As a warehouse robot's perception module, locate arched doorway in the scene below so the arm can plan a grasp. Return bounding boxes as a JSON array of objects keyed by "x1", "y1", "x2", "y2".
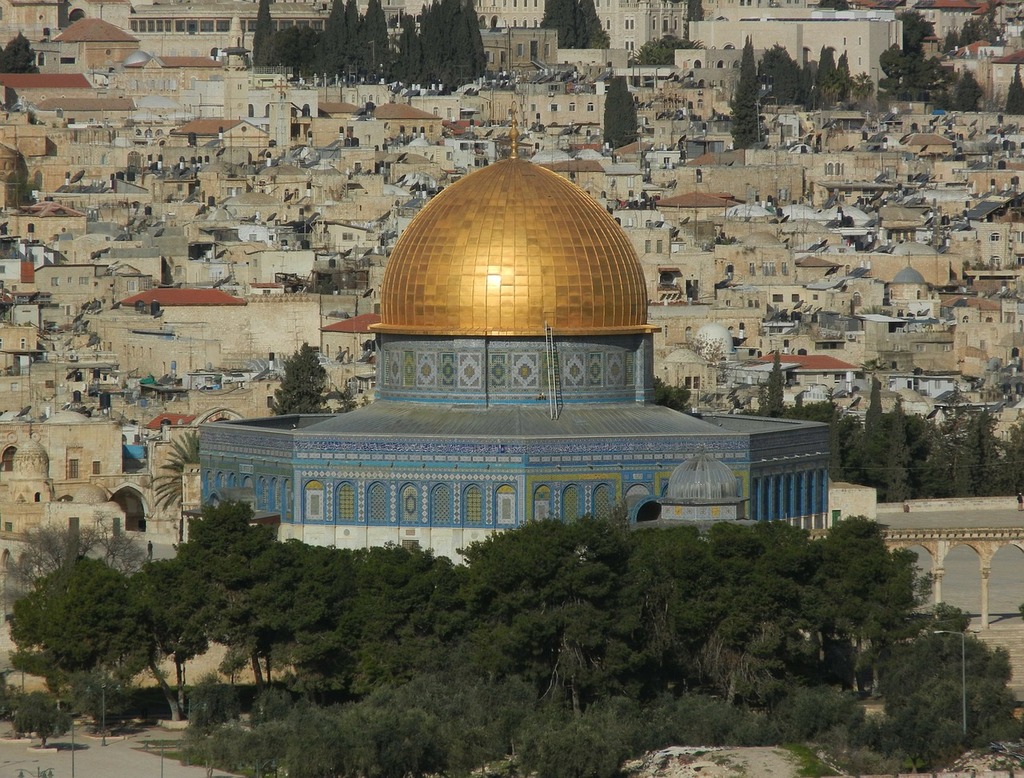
[
  {"x1": 110, "y1": 486, "x2": 147, "y2": 532},
  {"x1": 988, "y1": 544, "x2": 1024, "y2": 626}
]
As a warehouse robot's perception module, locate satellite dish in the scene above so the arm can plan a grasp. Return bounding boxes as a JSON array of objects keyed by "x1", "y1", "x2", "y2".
[{"x1": 70, "y1": 170, "x2": 85, "y2": 184}]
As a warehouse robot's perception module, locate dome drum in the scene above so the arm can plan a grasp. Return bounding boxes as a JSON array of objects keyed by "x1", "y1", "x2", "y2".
[{"x1": 375, "y1": 333, "x2": 654, "y2": 405}]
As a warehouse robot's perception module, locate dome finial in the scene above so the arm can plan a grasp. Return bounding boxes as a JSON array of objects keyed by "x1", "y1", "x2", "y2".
[{"x1": 509, "y1": 103, "x2": 520, "y2": 159}]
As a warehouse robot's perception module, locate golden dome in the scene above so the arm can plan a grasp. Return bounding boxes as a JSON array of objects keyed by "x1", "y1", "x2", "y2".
[{"x1": 375, "y1": 158, "x2": 650, "y2": 337}]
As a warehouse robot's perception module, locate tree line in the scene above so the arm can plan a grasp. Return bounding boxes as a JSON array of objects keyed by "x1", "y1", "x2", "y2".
[
  {"x1": 6, "y1": 504, "x2": 1021, "y2": 774},
  {"x1": 252, "y1": 0, "x2": 485, "y2": 86},
  {"x1": 764, "y1": 376, "x2": 1024, "y2": 503}
]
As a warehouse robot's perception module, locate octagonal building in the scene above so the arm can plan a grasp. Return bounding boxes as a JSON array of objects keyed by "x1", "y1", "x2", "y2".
[{"x1": 200, "y1": 149, "x2": 829, "y2": 557}]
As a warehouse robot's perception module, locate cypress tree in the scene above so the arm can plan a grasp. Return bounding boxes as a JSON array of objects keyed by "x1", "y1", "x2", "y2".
[
  {"x1": 835, "y1": 51, "x2": 851, "y2": 101},
  {"x1": 884, "y1": 400, "x2": 911, "y2": 503},
  {"x1": 759, "y1": 44, "x2": 803, "y2": 105},
  {"x1": 318, "y1": 0, "x2": 346, "y2": 77},
  {"x1": 813, "y1": 45, "x2": 837, "y2": 108},
  {"x1": 952, "y1": 70, "x2": 983, "y2": 111},
  {"x1": 343, "y1": 0, "x2": 361, "y2": 72},
  {"x1": 760, "y1": 351, "x2": 785, "y2": 417},
  {"x1": 361, "y1": 0, "x2": 390, "y2": 76},
  {"x1": 730, "y1": 37, "x2": 759, "y2": 149},
  {"x1": 542, "y1": 0, "x2": 578, "y2": 48},
  {"x1": 687, "y1": 0, "x2": 703, "y2": 23},
  {"x1": 251, "y1": 0, "x2": 275, "y2": 67},
  {"x1": 603, "y1": 76, "x2": 637, "y2": 148},
  {"x1": 577, "y1": 0, "x2": 608, "y2": 47},
  {"x1": 395, "y1": 15, "x2": 423, "y2": 83},
  {"x1": 1007, "y1": 65, "x2": 1024, "y2": 114}
]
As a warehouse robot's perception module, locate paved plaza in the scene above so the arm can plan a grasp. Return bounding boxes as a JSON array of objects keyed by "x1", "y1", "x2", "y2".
[{"x1": 0, "y1": 724, "x2": 237, "y2": 778}]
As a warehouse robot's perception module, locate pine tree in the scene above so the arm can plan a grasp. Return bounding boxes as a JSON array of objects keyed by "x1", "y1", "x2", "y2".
[
  {"x1": 272, "y1": 344, "x2": 329, "y2": 415},
  {"x1": 603, "y1": 76, "x2": 637, "y2": 148},
  {"x1": 730, "y1": 37, "x2": 759, "y2": 149},
  {"x1": 0, "y1": 34, "x2": 38, "y2": 74},
  {"x1": 953, "y1": 70, "x2": 983, "y2": 111},
  {"x1": 1007, "y1": 66, "x2": 1024, "y2": 114},
  {"x1": 252, "y1": 0, "x2": 275, "y2": 67},
  {"x1": 686, "y1": 0, "x2": 703, "y2": 23},
  {"x1": 759, "y1": 44, "x2": 803, "y2": 106},
  {"x1": 343, "y1": 0, "x2": 361, "y2": 72}
]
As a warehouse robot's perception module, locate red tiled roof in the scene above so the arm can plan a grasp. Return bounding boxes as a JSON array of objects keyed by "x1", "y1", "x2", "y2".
[
  {"x1": 757, "y1": 353, "x2": 858, "y2": 371},
  {"x1": 373, "y1": 103, "x2": 437, "y2": 120},
  {"x1": 34, "y1": 97, "x2": 134, "y2": 111},
  {"x1": 54, "y1": 18, "x2": 137, "y2": 42},
  {"x1": 0, "y1": 73, "x2": 91, "y2": 89},
  {"x1": 171, "y1": 118, "x2": 242, "y2": 136},
  {"x1": 145, "y1": 412, "x2": 196, "y2": 430},
  {"x1": 322, "y1": 313, "x2": 381, "y2": 333},
  {"x1": 120, "y1": 288, "x2": 247, "y2": 306},
  {"x1": 319, "y1": 101, "x2": 359, "y2": 115},
  {"x1": 995, "y1": 50, "x2": 1024, "y2": 64},
  {"x1": 795, "y1": 256, "x2": 839, "y2": 267},
  {"x1": 17, "y1": 202, "x2": 86, "y2": 217}
]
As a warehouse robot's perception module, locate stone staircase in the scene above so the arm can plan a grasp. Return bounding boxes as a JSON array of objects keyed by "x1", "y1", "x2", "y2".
[{"x1": 976, "y1": 625, "x2": 1024, "y2": 700}]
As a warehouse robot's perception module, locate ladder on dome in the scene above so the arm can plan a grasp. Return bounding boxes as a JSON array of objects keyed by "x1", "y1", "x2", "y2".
[{"x1": 544, "y1": 322, "x2": 562, "y2": 420}]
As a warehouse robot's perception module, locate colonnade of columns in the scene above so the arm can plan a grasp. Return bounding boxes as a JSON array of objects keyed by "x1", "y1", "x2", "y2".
[
  {"x1": 887, "y1": 536, "x2": 1018, "y2": 631},
  {"x1": 750, "y1": 468, "x2": 829, "y2": 525}
]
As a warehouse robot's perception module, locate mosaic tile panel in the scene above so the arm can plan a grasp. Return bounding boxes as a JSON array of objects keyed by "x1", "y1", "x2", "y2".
[
  {"x1": 512, "y1": 353, "x2": 539, "y2": 389},
  {"x1": 562, "y1": 353, "x2": 585, "y2": 387},
  {"x1": 416, "y1": 352, "x2": 437, "y2": 388},
  {"x1": 488, "y1": 353, "x2": 508, "y2": 388},
  {"x1": 402, "y1": 351, "x2": 415, "y2": 387},
  {"x1": 607, "y1": 353, "x2": 624, "y2": 387},
  {"x1": 458, "y1": 353, "x2": 483, "y2": 388},
  {"x1": 440, "y1": 353, "x2": 456, "y2": 387},
  {"x1": 587, "y1": 353, "x2": 603, "y2": 387}
]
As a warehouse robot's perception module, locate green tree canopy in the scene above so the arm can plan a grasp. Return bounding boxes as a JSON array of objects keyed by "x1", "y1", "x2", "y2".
[
  {"x1": 952, "y1": 70, "x2": 983, "y2": 111},
  {"x1": 0, "y1": 34, "x2": 38, "y2": 73},
  {"x1": 251, "y1": 0, "x2": 275, "y2": 67}
]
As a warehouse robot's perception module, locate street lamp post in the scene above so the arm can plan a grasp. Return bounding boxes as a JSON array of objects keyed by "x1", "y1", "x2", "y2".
[
  {"x1": 934, "y1": 630, "x2": 967, "y2": 736},
  {"x1": 100, "y1": 682, "x2": 106, "y2": 747}
]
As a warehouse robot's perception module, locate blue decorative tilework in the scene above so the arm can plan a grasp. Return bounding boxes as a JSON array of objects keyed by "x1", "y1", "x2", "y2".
[{"x1": 402, "y1": 351, "x2": 415, "y2": 387}]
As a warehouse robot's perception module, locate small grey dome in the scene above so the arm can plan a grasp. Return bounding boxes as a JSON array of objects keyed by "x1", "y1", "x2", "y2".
[
  {"x1": 73, "y1": 483, "x2": 109, "y2": 504},
  {"x1": 892, "y1": 242, "x2": 937, "y2": 256},
  {"x1": 666, "y1": 451, "x2": 738, "y2": 501},
  {"x1": 122, "y1": 49, "x2": 154, "y2": 67},
  {"x1": 13, "y1": 438, "x2": 48, "y2": 478},
  {"x1": 892, "y1": 266, "x2": 926, "y2": 285}
]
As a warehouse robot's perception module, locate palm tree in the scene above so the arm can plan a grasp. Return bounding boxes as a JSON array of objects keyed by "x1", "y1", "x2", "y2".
[{"x1": 153, "y1": 431, "x2": 200, "y2": 510}]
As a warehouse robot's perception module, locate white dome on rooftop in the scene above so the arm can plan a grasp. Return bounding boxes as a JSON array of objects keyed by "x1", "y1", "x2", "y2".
[
  {"x1": 666, "y1": 451, "x2": 739, "y2": 501},
  {"x1": 693, "y1": 323, "x2": 734, "y2": 360}
]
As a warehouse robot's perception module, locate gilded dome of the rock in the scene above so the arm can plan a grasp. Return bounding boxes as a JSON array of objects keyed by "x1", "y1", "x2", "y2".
[{"x1": 376, "y1": 158, "x2": 650, "y2": 336}]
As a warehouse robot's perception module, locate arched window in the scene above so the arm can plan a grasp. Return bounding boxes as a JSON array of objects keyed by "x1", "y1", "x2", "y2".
[
  {"x1": 368, "y1": 482, "x2": 388, "y2": 522},
  {"x1": 464, "y1": 485, "x2": 483, "y2": 524},
  {"x1": 305, "y1": 480, "x2": 324, "y2": 520},
  {"x1": 337, "y1": 483, "x2": 355, "y2": 521},
  {"x1": 496, "y1": 484, "x2": 515, "y2": 524},
  {"x1": 401, "y1": 483, "x2": 418, "y2": 521},
  {"x1": 593, "y1": 484, "x2": 612, "y2": 518},
  {"x1": 1, "y1": 446, "x2": 15, "y2": 472},
  {"x1": 283, "y1": 479, "x2": 291, "y2": 518},
  {"x1": 533, "y1": 485, "x2": 551, "y2": 520},
  {"x1": 562, "y1": 485, "x2": 580, "y2": 520},
  {"x1": 268, "y1": 477, "x2": 277, "y2": 507},
  {"x1": 432, "y1": 484, "x2": 452, "y2": 523},
  {"x1": 257, "y1": 477, "x2": 266, "y2": 507}
]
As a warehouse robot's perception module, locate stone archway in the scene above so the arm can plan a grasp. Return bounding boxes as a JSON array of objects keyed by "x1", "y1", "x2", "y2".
[
  {"x1": 110, "y1": 486, "x2": 147, "y2": 532},
  {"x1": 989, "y1": 544, "x2": 1024, "y2": 626}
]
